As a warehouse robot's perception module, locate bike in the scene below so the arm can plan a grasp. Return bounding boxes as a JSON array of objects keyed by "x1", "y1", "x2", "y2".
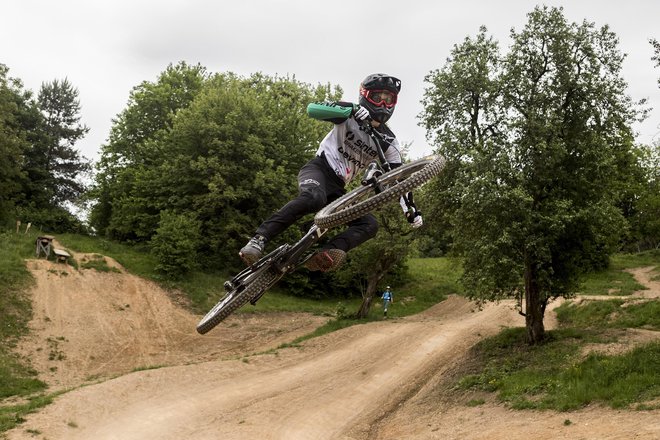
[{"x1": 196, "y1": 122, "x2": 445, "y2": 334}]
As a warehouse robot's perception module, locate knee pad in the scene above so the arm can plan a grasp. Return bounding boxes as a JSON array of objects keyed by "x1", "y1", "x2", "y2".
[{"x1": 299, "y1": 182, "x2": 327, "y2": 212}]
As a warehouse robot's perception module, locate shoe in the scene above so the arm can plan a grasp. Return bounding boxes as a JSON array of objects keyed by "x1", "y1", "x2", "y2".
[
  {"x1": 305, "y1": 248, "x2": 347, "y2": 272},
  {"x1": 239, "y1": 235, "x2": 266, "y2": 266}
]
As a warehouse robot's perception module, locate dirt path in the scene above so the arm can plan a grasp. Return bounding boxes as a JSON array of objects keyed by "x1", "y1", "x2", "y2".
[{"x1": 5, "y1": 256, "x2": 659, "y2": 440}]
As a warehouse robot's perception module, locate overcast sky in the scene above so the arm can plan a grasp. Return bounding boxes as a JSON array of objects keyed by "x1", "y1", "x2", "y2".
[{"x1": 2, "y1": 0, "x2": 659, "y2": 162}]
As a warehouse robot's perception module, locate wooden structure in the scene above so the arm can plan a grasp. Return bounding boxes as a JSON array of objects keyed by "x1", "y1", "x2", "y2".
[
  {"x1": 35, "y1": 235, "x2": 55, "y2": 258},
  {"x1": 53, "y1": 248, "x2": 71, "y2": 263}
]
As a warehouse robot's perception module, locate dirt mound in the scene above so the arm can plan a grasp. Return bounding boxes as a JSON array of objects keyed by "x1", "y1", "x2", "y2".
[
  {"x1": 16, "y1": 254, "x2": 327, "y2": 390},
  {"x1": 6, "y1": 256, "x2": 659, "y2": 439}
]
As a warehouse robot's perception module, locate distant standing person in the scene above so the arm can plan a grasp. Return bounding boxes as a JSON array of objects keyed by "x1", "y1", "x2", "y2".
[{"x1": 382, "y1": 286, "x2": 393, "y2": 317}]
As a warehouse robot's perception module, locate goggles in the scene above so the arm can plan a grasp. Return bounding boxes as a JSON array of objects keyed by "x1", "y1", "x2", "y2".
[{"x1": 360, "y1": 88, "x2": 397, "y2": 108}]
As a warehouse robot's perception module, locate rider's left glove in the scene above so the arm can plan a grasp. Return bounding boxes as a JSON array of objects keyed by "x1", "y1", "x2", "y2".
[{"x1": 352, "y1": 105, "x2": 370, "y2": 122}]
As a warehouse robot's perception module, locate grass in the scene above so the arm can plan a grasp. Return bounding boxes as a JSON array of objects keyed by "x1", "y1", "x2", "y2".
[
  {"x1": 56, "y1": 233, "x2": 159, "y2": 279},
  {"x1": 79, "y1": 254, "x2": 121, "y2": 273},
  {"x1": 0, "y1": 393, "x2": 62, "y2": 432},
  {"x1": 555, "y1": 299, "x2": 660, "y2": 330},
  {"x1": 457, "y1": 326, "x2": 660, "y2": 411},
  {"x1": 393, "y1": 257, "x2": 463, "y2": 316},
  {"x1": 577, "y1": 250, "x2": 660, "y2": 296},
  {"x1": 0, "y1": 231, "x2": 51, "y2": 432},
  {"x1": 457, "y1": 291, "x2": 660, "y2": 411}
]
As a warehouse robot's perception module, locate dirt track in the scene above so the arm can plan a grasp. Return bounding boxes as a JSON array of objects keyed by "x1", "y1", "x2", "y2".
[{"x1": 5, "y1": 255, "x2": 660, "y2": 440}]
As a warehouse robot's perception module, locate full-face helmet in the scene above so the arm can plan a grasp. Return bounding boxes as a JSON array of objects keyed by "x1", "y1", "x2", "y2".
[{"x1": 359, "y1": 73, "x2": 401, "y2": 123}]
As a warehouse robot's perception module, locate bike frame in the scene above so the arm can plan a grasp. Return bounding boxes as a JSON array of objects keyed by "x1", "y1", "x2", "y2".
[{"x1": 226, "y1": 119, "x2": 391, "y2": 305}]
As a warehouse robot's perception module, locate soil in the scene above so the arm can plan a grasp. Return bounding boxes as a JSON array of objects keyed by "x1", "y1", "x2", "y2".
[{"x1": 4, "y1": 251, "x2": 659, "y2": 440}]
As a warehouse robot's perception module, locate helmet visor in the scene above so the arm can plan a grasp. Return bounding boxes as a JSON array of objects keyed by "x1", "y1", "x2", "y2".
[{"x1": 360, "y1": 88, "x2": 397, "y2": 108}]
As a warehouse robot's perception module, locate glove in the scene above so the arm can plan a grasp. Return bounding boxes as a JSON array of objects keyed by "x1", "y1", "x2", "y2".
[
  {"x1": 406, "y1": 211, "x2": 423, "y2": 228},
  {"x1": 352, "y1": 105, "x2": 370, "y2": 122}
]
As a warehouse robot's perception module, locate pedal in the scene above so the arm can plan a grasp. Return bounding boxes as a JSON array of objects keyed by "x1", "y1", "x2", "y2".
[{"x1": 223, "y1": 280, "x2": 235, "y2": 292}]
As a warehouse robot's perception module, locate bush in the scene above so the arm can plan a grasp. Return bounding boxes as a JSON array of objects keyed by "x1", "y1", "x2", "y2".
[
  {"x1": 150, "y1": 211, "x2": 202, "y2": 279},
  {"x1": 14, "y1": 205, "x2": 87, "y2": 234}
]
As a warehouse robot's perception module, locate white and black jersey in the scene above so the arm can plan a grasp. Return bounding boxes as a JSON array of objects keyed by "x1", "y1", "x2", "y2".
[
  {"x1": 317, "y1": 117, "x2": 402, "y2": 184},
  {"x1": 308, "y1": 101, "x2": 403, "y2": 184}
]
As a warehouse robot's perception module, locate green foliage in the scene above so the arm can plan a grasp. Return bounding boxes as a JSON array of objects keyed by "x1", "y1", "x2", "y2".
[
  {"x1": 29, "y1": 78, "x2": 90, "y2": 206},
  {"x1": 622, "y1": 143, "x2": 660, "y2": 251},
  {"x1": 151, "y1": 211, "x2": 202, "y2": 279},
  {"x1": 421, "y1": 6, "x2": 642, "y2": 342},
  {"x1": 90, "y1": 64, "x2": 341, "y2": 278},
  {"x1": 577, "y1": 270, "x2": 645, "y2": 296},
  {"x1": 56, "y1": 233, "x2": 159, "y2": 279},
  {"x1": 15, "y1": 204, "x2": 87, "y2": 234},
  {"x1": 332, "y1": 204, "x2": 416, "y2": 303},
  {"x1": 46, "y1": 232, "x2": 461, "y2": 321},
  {"x1": 0, "y1": 231, "x2": 36, "y2": 342},
  {"x1": 458, "y1": 252, "x2": 659, "y2": 412},
  {"x1": 0, "y1": 64, "x2": 91, "y2": 232},
  {"x1": 610, "y1": 249, "x2": 660, "y2": 268},
  {"x1": 652, "y1": 38, "x2": 660, "y2": 87},
  {"x1": 0, "y1": 65, "x2": 30, "y2": 225}
]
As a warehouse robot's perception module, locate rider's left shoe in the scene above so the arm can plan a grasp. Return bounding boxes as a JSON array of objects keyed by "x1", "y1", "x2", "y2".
[
  {"x1": 239, "y1": 234, "x2": 267, "y2": 266},
  {"x1": 305, "y1": 248, "x2": 347, "y2": 272}
]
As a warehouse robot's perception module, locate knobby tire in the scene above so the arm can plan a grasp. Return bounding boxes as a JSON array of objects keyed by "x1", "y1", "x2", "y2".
[
  {"x1": 314, "y1": 155, "x2": 445, "y2": 229},
  {"x1": 196, "y1": 267, "x2": 282, "y2": 334}
]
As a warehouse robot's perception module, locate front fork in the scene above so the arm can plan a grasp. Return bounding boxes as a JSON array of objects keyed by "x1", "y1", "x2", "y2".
[{"x1": 361, "y1": 162, "x2": 385, "y2": 194}]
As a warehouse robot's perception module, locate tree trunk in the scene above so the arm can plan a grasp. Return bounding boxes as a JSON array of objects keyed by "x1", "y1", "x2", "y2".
[
  {"x1": 524, "y1": 261, "x2": 546, "y2": 344},
  {"x1": 356, "y1": 296, "x2": 372, "y2": 318},
  {"x1": 355, "y1": 272, "x2": 381, "y2": 318}
]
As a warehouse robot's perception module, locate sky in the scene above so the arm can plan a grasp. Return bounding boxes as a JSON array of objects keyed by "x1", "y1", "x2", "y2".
[{"x1": 2, "y1": 0, "x2": 659, "y2": 163}]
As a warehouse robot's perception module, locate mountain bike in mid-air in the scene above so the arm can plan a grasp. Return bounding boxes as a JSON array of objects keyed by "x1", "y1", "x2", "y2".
[{"x1": 196, "y1": 122, "x2": 445, "y2": 334}]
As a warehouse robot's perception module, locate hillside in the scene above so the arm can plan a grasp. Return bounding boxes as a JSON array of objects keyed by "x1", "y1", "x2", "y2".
[
  {"x1": 14, "y1": 252, "x2": 327, "y2": 391},
  {"x1": 4, "y1": 250, "x2": 660, "y2": 439}
]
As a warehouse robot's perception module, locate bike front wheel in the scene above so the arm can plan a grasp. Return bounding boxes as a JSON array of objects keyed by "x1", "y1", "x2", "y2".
[
  {"x1": 196, "y1": 266, "x2": 282, "y2": 334},
  {"x1": 314, "y1": 155, "x2": 445, "y2": 229}
]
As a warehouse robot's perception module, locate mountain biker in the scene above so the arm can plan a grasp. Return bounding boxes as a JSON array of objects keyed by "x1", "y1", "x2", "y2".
[{"x1": 239, "y1": 73, "x2": 423, "y2": 272}]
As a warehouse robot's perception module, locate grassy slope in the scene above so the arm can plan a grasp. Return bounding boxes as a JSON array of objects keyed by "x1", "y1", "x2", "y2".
[
  {"x1": 1, "y1": 231, "x2": 658, "y2": 431},
  {"x1": 0, "y1": 231, "x2": 48, "y2": 431},
  {"x1": 455, "y1": 250, "x2": 660, "y2": 411}
]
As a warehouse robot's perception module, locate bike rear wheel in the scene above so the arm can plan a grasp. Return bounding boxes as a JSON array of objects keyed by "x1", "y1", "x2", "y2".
[
  {"x1": 196, "y1": 266, "x2": 282, "y2": 334},
  {"x1": 314, "y1": 155, "x2": 445, "y2": 229}
]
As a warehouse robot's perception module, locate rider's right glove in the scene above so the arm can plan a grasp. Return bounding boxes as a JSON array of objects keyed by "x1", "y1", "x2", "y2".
[
  {"x1": 406, "y1": 211, "x2": 423, "y2": 228},
  {"x1": 352, "y1": 105, "x2": 370, "y2": 122}
]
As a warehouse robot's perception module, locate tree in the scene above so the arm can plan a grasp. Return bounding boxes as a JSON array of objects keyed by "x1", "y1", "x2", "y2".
[
  {"x1": 421, "y1": 7, "x2": 641, "y2": 344},
  {"x1": 651, "y1": 38, "x2": 660, "y2": 87},
  {"x1": 621, "y1": 40, "x2": 660, "y2": 250},
  {"x1": 625, "y1": 144, "x2": 660, "y2": 250},
  {"x1": 333, "y1": 203, "x2": 415, "y2": 318},
  {"x1": 0, "y1": 64, "x2": 29, "y2": 225},
  {"x1": 91, "y1": 64, "x2": 341, "y2": 276},
  {"x1": 22, "y1": 78, "x2": 91, "y2": 207},
  {"x1": 89, "y1": 62, "x2": 208, "y2": 238}
]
